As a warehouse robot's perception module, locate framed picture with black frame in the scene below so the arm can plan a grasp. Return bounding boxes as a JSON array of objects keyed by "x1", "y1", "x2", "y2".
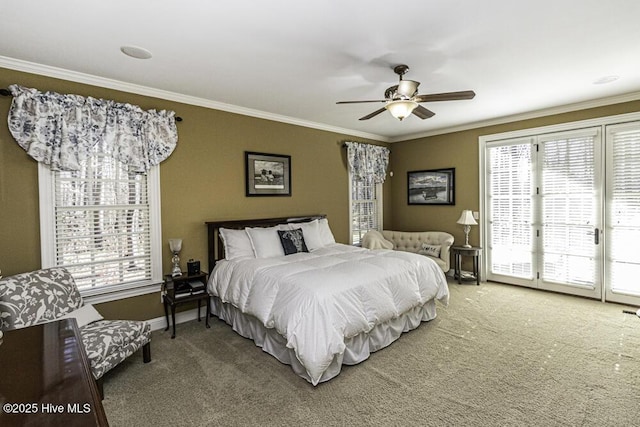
[
  {"x1": 407, "y1": 168, "x2": 455, "y2": 205},
  {"x1": 245, "y1": 151, "x2": 291, "y2": 196}
]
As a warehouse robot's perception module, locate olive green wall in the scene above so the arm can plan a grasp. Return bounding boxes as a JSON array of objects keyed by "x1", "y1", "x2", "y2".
[
  {"x1": 388, "y1": 100, "x2": 640, "y2": 250},
  {"x1": 0, "y1": 67, "x2": 386, "y2": 321},
  {"x1": 3, "y1": 65, "x2": 639, "y2": 320}
]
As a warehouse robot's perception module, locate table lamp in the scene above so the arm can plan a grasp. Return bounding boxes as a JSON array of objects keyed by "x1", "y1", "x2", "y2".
[
  {"x1": 456, "y1": 210, "x2": 477, "y2": 248},
  {"x1": 169, "y1": 238, "x2": 183, "y2": 277}
]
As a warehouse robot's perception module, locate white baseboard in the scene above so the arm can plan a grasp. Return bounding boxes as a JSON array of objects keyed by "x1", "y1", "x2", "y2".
[{"x1": 146, "y1": 307, "x2": 203, "y2": 332}]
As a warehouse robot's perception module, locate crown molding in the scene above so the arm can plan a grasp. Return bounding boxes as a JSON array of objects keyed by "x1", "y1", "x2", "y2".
[
  {"x1": 4, "y1": 55, "x2": 638, "y2": 145},
  {"x1": 0, "y1": 56, "x2": 389, "y2": 143},
  {"x1": 389, "y1": 91, "x2": 640, "y2": 143}
]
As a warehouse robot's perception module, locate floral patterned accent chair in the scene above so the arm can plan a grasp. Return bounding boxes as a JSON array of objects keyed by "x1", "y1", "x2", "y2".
[{"x1": 0, "y1": 267, "x2": 151, "y2": 397}]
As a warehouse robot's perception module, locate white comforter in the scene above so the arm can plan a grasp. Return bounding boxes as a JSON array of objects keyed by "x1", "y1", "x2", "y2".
[{"x1": 208, "y1": 244, "x2": 449, "y2": 385}]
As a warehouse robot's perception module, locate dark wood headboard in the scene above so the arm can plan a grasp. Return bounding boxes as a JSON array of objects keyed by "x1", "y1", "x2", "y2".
[{"x1": 204, "y1": 214, "x2": 326, "y2": 273}]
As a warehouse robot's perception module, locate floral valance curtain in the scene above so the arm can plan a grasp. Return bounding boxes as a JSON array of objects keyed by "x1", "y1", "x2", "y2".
[
  {"x1": 345, "y1": 141, "x2": 390, "y2": 183},
  {"x1": 7, "y1": 84, "x2": 178, "y2": 173}
]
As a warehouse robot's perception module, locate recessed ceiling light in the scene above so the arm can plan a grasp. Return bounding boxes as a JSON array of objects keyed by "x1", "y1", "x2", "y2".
[
  {"x1": 593, "y1": 75, "x2": 619, "y2": 85},
  {"x1": 120, "y1": 45, "x2": 153, "y2": 60}
]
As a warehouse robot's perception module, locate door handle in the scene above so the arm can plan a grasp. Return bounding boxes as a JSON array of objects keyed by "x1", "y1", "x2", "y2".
[{"x1": 594, "y1": 228, "x2": 599, "y2": 245}]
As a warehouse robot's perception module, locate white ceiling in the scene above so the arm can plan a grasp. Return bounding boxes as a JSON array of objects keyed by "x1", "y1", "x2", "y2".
[{"x1": 2, "y1": 0, "x2": 640, "y2": 142}]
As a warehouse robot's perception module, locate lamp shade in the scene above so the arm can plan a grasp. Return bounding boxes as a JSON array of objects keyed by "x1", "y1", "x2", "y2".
[
  {"x1": 385, "y1": 100, "x2": 418, "y2": 121},
  {"x1": 168, "y1": 238, "x2": 182, "y2": 253},
  {"x1": 397, "y1": 80, "x2": 420, "y2": 97},
  {"x1": 456, "y1": 210, "x2": 477, "y2": 226}
]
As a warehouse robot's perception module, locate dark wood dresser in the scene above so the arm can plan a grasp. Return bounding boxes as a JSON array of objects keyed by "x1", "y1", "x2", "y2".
[{"x1": 0, "y1": 319, "x2": 108, "y2": 426}]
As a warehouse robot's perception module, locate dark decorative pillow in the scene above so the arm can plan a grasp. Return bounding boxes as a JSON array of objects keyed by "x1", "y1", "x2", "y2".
[{"x1": 278, "y1": 228, "x2": 309, "y2": 255}]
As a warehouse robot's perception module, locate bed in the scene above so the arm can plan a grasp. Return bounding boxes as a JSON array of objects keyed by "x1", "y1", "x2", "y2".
[{"x1": 205, "y1": 215, "x2": 449, "y2": 385}]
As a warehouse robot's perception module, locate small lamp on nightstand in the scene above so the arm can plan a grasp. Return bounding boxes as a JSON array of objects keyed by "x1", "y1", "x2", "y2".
[
  {"x1": 456, "y1": 210, "x2": 477, "y2": 248},
  {"x1": 168, "y1": 238, "x2": 183, "y2": 277}
]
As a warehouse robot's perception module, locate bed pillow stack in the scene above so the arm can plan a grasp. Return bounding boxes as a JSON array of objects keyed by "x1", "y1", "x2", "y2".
[{"x1": 219, "y1": 218, "x2": 336, "y2": 260}]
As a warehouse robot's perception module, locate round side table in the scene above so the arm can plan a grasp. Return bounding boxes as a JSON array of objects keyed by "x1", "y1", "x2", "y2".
[{"x1": 452, "y1": 246, "x2": 482, "y2": 285}]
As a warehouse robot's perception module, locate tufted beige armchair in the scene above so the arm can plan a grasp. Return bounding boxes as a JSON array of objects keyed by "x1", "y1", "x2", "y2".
[{"x1": 363, "y1": 230, "x2": 454, "y2": 272}]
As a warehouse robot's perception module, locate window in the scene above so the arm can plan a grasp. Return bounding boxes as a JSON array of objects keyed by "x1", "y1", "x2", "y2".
[
  {"x1": 349, "y1": 172, "x2": 382, "y2": 246},
  {"x1": 344, "y1": 141, "x2": 388, "y2": 245},
  {"x1": 39, "y1": 141, "x2": 162, "y2": 303}
]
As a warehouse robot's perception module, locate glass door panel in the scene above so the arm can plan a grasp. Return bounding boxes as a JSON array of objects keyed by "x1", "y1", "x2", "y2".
[
  {"x1": 605, "y1": 122, "x2": 640, "y2": 305},
  {"x1": 486, "y1": 141, "x2": 535, "y2": 286},
  {"x1": 537, "y1": 129, "x2": 602, "y2": 298}
]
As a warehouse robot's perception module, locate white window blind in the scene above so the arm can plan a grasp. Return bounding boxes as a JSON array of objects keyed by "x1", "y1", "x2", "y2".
[
  {"x1": 350, "y1": 174, "x2": 381, "y2": 246},
  {"x1": 539, "y1": 130, "x2": 598, "y2": 287},
  {"x1": 40, "y1": 141, "x2": 162, "y2": 300},
  {"x1": 607, "y1": 122, "x2": 640, "y2": 295},
  {"x1": 487, "y1": 141, "x2": 534, "y2": 279}
]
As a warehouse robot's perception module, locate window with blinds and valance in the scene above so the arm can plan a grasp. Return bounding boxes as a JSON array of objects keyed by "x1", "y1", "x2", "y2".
[
  {"x1": 345, "y1": 142, "x2": 390, "y2": 246},
  {"x1": 7, "y1": 85, "x2": 178, "y2": 301}
]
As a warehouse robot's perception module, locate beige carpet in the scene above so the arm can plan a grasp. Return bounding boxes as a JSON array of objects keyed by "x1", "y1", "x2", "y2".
[{"x1": 102, "y1": 281, "x2": 640, "y2": 426}]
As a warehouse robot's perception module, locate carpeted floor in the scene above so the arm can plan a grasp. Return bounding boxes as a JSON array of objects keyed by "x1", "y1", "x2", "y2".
[{"x1": 102, "y1": 281, "x2": 640, "y2": 426}]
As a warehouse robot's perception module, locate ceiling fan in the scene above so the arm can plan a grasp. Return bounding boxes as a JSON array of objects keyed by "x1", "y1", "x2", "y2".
[{"x1": 336, "y1": 64, "x2": 476, "y2": 121}]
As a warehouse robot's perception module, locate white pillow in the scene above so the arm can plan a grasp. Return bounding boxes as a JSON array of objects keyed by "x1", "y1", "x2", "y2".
[
  {"x1": 295, "y1": 219, "x2": 324, "y2": 251},
  {"x1": 246, "y1": 226, "x2": 285, "y2": 258},
  {"x1": 60, "y1": 304, "x2": 104, "y2": 328},
  {"x1": 219, "y1": 228, "x2": 255, "y2": 260},
  {"x1": 318, "y1": 218, "x2": 336, "y2": 245}
]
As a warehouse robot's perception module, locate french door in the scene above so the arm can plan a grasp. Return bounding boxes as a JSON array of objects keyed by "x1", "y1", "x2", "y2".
[
  {"x1": 485, "y1": 129, "x2": 602, "y2": 299},
  {"x1": 536, "y1": 129, "x2": 602, "y2": 298},
  {"x1": 484, "y1": 117, "x2": 640, "y2": 306}
]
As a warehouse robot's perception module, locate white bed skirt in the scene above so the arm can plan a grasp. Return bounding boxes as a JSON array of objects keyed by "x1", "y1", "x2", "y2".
[{"x1": 209, "y1": 296, "x2": 438, "y2": 385}]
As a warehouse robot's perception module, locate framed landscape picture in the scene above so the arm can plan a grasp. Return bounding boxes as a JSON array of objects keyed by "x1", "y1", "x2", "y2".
[
  {"x1": 407, "y1": 168, "x2": 455, "y2": 205},
  {"x1": 245, "y1": 151, "x2": 291, "y2": 196}
]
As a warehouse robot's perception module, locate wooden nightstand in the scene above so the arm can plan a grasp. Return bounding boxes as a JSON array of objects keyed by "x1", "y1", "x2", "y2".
[
  {"x1": 162, "y1": 271, "x2": 211, "y2": 338},
  {"x1": 452, "y1": 246, "x2": 482, "y2": 286}
]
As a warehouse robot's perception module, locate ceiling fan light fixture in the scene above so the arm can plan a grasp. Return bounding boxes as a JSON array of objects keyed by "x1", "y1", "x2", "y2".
[
  {"x1": 386, "y1": 100, "x2": 418, "y2": 121},
  {"x1": 337, "y1": 64, "x2": 475, "y2": 121},
  {"x1": 397, "y1": 80, "x2": 419, "y2": 97}
]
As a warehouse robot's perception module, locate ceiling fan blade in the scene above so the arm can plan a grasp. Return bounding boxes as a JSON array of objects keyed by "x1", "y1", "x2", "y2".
[
  {"x1": 414, "y1": 90, "x2": 476, "y2": 103},
  {"x1": 336, "y1": 100, "x2": 386, "y2": 104},
  {"x1": 359, "y1": 107, "x2": 387, "y2": 121},
  {"x1": 412, "y1": 105, "x2": 436, "y2": 120}
]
